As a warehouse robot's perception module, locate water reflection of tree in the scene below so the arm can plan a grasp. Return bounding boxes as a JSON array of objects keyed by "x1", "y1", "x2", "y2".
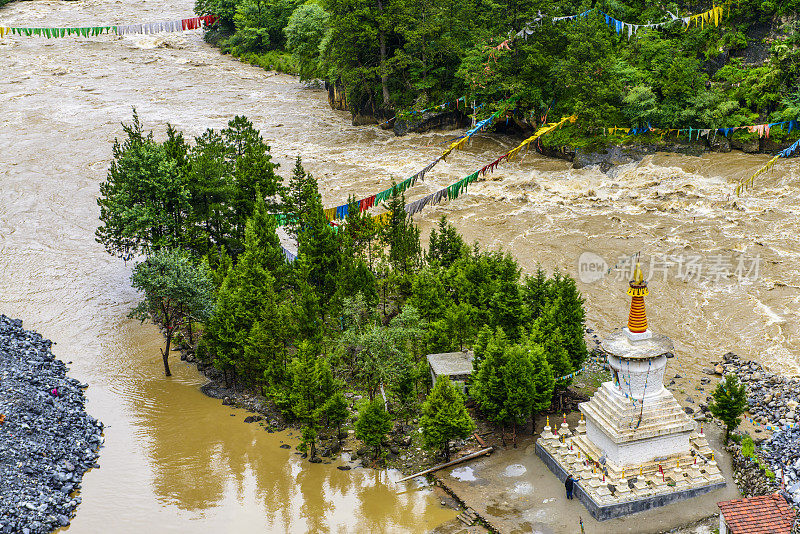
[
  {"x1": 132, "y1": 381, "x2": 229, "y2": 511},
  {"x1": 131, "y1": 376, "x2": 445, "y2": 531},
  {"x1": 248, "y1": 434, "x2": 297, "y2": 530},
  {"x1": 354, "y1": 469, "x2": 433, "y2": 533},
  {"x1": 297, "y1": 460, "x2": 334, "y2": 532}
]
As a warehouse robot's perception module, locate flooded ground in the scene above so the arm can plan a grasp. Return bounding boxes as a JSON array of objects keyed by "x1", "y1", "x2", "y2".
[
  {"x1": 438, "y1": 417, "x2": 738, "y2": 534},
  {"x1": 1, "y1": 0, "x2": 798, "y2": 531}
]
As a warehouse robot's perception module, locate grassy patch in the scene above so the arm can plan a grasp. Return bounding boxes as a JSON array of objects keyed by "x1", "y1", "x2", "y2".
[{"x1": 234, "y1": 50, "x2": 299, "y2": 76}]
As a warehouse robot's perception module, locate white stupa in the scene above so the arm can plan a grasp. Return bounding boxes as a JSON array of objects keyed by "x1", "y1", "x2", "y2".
[{"x1": 536, "y1": 262, "x2": 725, "y2": 520}]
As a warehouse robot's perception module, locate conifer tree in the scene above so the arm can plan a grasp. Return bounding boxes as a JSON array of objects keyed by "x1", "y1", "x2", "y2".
[
  {"x1": 290, "y1": 340, "x2": 322, "y2": 425},
  {"x1": 205, "y1": 212, "x2": 280, "y2": 386},
  {"x1": 472, "y1": 324, "x2": 494, "y2": 372},
  {"x1": 382, "y1": 189, "x2": 421, "y2": 275},
  {"x1": 709, "y1": 374, "x2": 748, "y2": 443},
  {"x1": 471, "y1": 328, "x2": 509, "y2": 422},
  {"x1": 394, "y1": 356, "x2": 419, "y2": 425},
  {"x1": 527, "y1": 342, "x2": 555, "y2": 433},
  {"x1": 248, "y1": 194, "x2": 289, "y2": 287},
  {"x1": 343, "y1": 195, "x2": 380, "y2": 266},
  {"x1": 281, "y1": 156, "x2": 318, "y2": 239},
  {"x1": 298, "y1": 179, "x2": 343, "y2": 311},
  {"x1": 321, "y1": 391, "x2": 350, "y2": 447},
  {"x1": 409, "y1": 268, "x2": 448, "y2": 323},
  {"x1": 204, "y1": 272, "x2": 242, "y2": 387},
  {"x1": 500, "y1": 345, "x2": 537, "y2": 447},
  {"x1": 522, "y1": 265, "x2": 550, "y2": 322},
  {"x1": 355, "y1": 398, "x2": 392, "y2": 459},
  {"x1": 427, "y1": 215, "x2": 466, "y2": 268},
  {"x1": 421, "y1": 376, "x2": 476, "y2": 460},
  {"x1": 293, "y1": 258, "x2": 324, "y2": 349},
  {"x1": 553, "y1": 272, "x2": 588, "y2": 371},
  {"x1": 528, "y1": 300, "x2": 573, "y2": 386},
  {"x1": 245, "y1": 302, "x2": 286, "y2": 389}
]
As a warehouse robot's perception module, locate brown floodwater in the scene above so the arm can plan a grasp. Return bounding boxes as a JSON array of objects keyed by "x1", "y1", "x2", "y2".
[{"x1": 1, "y1": 0, "x2": 799, "y2": 531}]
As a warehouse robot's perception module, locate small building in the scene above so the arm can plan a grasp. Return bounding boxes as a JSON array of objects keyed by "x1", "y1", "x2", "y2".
[
  {"x1": 426, "y1": 351, "x2": 474, "y2": 393},
  {"x1": 717, "y1": 493, "x2": 795, "y2": 534}
]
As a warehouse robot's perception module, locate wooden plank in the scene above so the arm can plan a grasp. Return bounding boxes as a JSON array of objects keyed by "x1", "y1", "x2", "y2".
[{"x1": 394, "y1": 447, "x2": 494, "y2": 483}]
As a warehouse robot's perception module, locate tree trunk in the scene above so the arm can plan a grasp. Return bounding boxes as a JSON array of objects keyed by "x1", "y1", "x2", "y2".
[
  {"x1": 187, "y1": 320, "x2": 194, "y2": 346},
  {"x1": 376, "y1": 0, "x2": 390, "y2": 108},
  {"x1": 337, "y1": 423, "x2": 342, "y2": 447},
  {"x1": 513, "y1": 421, "x2": 517, "y2": 448},
  {"x1": 500, "y1": 424, "x2": 506, "y2": 447},
  {"x1": 162, "y1": 329, "x2": 173, "y2": 377},
  {"x1": 444, "y1": 440, "x2": 450, "y2": 462},
  {"x1": 531, "y1": 414, "x2": 537, "y2": 435}
]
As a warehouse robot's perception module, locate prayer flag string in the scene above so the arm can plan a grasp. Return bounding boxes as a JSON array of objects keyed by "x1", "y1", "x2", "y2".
[{"x1": 0, "y1": 15, "x2": 217, "y2": 39}]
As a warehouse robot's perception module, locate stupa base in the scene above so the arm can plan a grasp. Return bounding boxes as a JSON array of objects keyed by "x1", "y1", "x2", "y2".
[{"x1": 536, "y1": 427, "x2": 725, "y2": 521}]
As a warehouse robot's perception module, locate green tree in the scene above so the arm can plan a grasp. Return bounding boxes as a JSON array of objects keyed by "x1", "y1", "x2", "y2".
[
  {"x1": 472, "y1": 324, "x2": 493, "y2": 371},
  {"x1": 300, "y1": 425, "x2": 319, "y2": 459},
  {"x1": 281, "y1": 156, "x2": 318, "y2": 239},
  {"x1": 709, "y1": 374, "x2": 748, "y2": 443},
  {"x1": 97, "y1": 112, "x2": 189, "y2": 261},
  {"x1": 382, "y1": 190, "x2": 421, "y2": 275},
  {"x1": 355, "y1": 398, "x2": 392, "y2": 459},
  {"x1": 245, "y1": 301, "x2": 287, "y2": 389},
  {"x1": 526, "y1": 341, "x2": 555, "y2": 434},
  {"x1": 227, "y1": 0, "x2": 301, "y2": 54},
  {"x1": 290, "y1": 340, "x2": 324, "y2": 424},
  {"x1": 420, "y1": 376, "x2": 475, "y2": 460},
  {"x1": 130, "y1": 249, "x2": 214, "y2": 376},
  {"x1": 622, "y1": 85, "x2": 658, "y2": 129},
  {"x1": 297, "y1": 169, "x2": 343, "y2": 311},
  {"x1": 204, "y1": 210, "x2": 280, "y2": 386},
  {"x1": 427, "y1": 216, "x2": 466, "y2": 268},
  {"x1": 470, "y1": 328, "x2": 509, "y2": 422},
  {"x1": 427, "y1": 302, "x2": 477, "y2": 352},
  {"x1": 528, "y1": 301, "x2": 572, "y2": 386},
  {"x1": 321, "y1": 391, "x2": 350, "y2": 446},
  {"x1": 183, "y1": 116, "x2": 281, "y2": 258},
  {"x1": 284, "y1": 3, "x2": 330, "y2": 80},
  {"x1": 499, "y1": 344, "x2": 537, "y2": 447},
  {"x1": 292, "y1": 258, "x2": 324, "y2": 348},
  {"x1": 552, "y1": 272, "x2": 587, "y2": 371}
]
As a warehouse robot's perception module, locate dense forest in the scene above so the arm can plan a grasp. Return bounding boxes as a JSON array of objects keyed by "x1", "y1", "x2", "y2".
[
  {"x1": 195, "y1": 0, "x2": 800, "y2": 147},
  {"x1": 97, "y1": 113, "x2": 587, "y2": 457}
]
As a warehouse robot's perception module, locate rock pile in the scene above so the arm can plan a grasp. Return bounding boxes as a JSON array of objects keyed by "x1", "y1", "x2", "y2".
[
  {"x1": 0, "y1": 315, "x2": 103, "y2": 533},
  {"x1": 763, "y1": 426, "x2": 800, "y2": 506},
  {"x1": 718, "y1": 352, "x2": 800, "y2": 428}
]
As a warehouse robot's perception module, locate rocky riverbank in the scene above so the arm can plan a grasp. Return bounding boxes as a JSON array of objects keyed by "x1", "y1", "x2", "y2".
[
  {"x1": 711, "y1": 351, "x2": 800, "y2": 508},
  {"x1": 0, "y1": 315, "x2": 103, "y2": 534},
  {"x1": 718, "y1": 351, "x2": 800, "y2": 430}
]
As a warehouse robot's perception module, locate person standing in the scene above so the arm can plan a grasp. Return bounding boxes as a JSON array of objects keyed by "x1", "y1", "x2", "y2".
[{"x1": 565, "y1": 474, "x2": 575, "y2": 500}]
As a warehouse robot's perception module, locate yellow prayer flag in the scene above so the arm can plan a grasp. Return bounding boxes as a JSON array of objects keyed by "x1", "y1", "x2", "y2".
[{"x1": 736, "y1": 154, "x2": 780, "y2": 195}]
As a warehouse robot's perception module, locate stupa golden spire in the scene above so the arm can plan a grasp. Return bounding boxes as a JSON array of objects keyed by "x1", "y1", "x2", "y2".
[{"x1": 626, "y1": 261, "x2": 648, "y2": 334}]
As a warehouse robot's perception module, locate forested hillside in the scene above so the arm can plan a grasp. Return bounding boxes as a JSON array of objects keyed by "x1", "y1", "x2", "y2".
[{"x1": 196, "y1": 0, "x2": 799, "y2": 144}]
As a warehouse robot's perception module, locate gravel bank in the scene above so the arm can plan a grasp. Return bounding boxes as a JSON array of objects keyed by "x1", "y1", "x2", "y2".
[{"x1": 0, "y1": 315, "x2": 103, "y2": 533}]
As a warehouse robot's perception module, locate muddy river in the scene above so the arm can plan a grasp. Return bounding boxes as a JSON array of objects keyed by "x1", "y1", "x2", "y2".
[{"x1": 1, "y1": 0, "x2": 799, "y2": 531}]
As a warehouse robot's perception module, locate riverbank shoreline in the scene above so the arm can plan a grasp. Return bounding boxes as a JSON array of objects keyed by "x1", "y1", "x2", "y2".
[{"x1": 0, "y1": 315, "x2": 104, "y2": 534}]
